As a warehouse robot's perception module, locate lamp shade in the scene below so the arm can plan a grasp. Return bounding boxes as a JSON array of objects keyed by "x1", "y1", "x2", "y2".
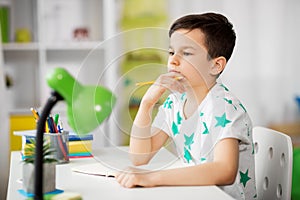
[{"x1": 47, "y1": 68, "x2": 116, "y2": 134}]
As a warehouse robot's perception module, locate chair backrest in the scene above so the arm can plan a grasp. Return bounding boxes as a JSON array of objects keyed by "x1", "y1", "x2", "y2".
[{"x1": 253, "y1": 126, "x2": 293, "y2": 200}]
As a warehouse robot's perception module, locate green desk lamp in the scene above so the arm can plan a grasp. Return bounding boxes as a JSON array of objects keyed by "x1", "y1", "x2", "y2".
[{"x1": 33, "y1": 68, "x2": 116, "y2": 200}]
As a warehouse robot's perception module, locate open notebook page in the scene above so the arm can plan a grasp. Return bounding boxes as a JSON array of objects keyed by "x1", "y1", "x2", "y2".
[{"x1": 71, "y1": 147, "x2": 184, "y2": 177}]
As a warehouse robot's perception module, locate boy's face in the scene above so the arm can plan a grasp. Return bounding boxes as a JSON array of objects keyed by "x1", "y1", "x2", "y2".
[{"x1": 168, "y1": 28, "x2": 214, "y2": 88}]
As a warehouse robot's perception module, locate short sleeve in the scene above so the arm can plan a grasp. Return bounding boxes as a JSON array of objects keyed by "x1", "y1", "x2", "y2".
[{"x1": 152, "y1": 104, "x2": 172, "y2": 136}]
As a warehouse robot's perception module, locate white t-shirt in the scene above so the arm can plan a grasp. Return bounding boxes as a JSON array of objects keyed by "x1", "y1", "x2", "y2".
[{"x1": 152, "y1": 82, "x2": 257, "y2": 200}]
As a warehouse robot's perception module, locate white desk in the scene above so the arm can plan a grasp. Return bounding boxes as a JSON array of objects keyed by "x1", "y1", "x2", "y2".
[{"x1": 7, "y1": 147, "x2": 235, "y2": 200}]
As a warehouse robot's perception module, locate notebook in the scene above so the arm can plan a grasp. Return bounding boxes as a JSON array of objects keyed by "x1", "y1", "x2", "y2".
[{"x1": 71, "y1": 147, "x2": 184, "y2": 177}]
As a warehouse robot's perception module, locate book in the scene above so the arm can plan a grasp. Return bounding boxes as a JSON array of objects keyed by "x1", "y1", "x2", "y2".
[
  {"x1": 72, "y1": 163, "x2": 117, "y2": 177},
  {"x1": 68, "y1": 132, "x2": 93, "y2": 141},
  {"x1": 69, "y1": 140, "x2": 92, "y2": 153},
  {"x1": 15, "y1": 130, "x2": 93, "y2": 158},
  {"x1": 69, "y1": 152, "x2": 93, "y2": 159},
  {"x1": 14, "y1": 130, "x2": 93, "y2": 142},
  {"x1": 71, "y1": 147, "x2": 185, "y2": 178},
  {"x1": 71, "y1": 158, "x2": 184, "y2": 178}
]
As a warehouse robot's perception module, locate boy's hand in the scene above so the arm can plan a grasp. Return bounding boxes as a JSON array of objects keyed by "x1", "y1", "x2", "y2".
[
  {"x1": 115, "y1": 167, "x2": 158, "y2": 188},
  {"x1": 141, "y1": 72, "x2": 186, "y2": 108}
]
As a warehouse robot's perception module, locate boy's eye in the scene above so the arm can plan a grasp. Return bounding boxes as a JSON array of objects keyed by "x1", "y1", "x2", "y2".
[
  {"x1": 183, "y1": 52, "x2": 193, "y2": 56},
  {"x1": 168, "y1": 51, "x2": 175, "y2": 56}
]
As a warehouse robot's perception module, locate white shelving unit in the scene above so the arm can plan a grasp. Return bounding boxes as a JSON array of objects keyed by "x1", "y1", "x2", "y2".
[{"x1": 1, "y1": 0, "x2": 122, "y2": 146}]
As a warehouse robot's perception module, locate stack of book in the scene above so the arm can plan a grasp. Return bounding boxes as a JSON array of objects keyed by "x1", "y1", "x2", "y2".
[
  {"x1": 68, "y1": 132, "x2": 93, "y2": 158},
  {"x1": 14, "y1": 130, "x2": 94, "y2": 159}
]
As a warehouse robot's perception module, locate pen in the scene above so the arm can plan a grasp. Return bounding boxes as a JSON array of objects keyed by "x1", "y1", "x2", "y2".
[
  {"x1": 54, "y1": 113, "x2": 59, "y2": 125},
  {"x1": 50, "y1": 115, "x2": 58, "y2": 133},
  {"x1": 57, "y1": 120, "x2": 64, "y2": 133},
  {"x1": 30, "y1": 107, "x2": 40, "y2": 122},
  {"x1": 135, "y1": 81, "x2": 155, "y2": 86},
  {"x1": 135, "y1": 77, "x2": 183, "y2": 86},
  {"x1": 47, "y1": 116, "x2": 54, "y2": 133}
]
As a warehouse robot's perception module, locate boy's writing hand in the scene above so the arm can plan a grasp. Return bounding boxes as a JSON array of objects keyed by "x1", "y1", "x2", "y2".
[
  {"x1": 141, "y1": 72, "x2": 186, "y2": 108},
  {"x1": 115, "y1": 167, "x2": 157, "y2": 188}
]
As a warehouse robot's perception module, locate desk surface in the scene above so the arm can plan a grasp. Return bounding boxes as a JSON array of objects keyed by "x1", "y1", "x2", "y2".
[{"x1": 7, "y1": 147, "x2": 235, "y2": 200}]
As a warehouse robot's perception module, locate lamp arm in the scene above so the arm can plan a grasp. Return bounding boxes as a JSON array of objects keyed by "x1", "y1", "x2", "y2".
[{"x1": 34, "y1": 91, "x2": 63, "y2": 200}]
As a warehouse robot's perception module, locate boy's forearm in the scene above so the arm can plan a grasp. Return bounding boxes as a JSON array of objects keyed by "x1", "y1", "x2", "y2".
[
  {"x1": 152, "y1": 161, "x2": 237, "y2": 186},
  {"x1": 129, "y1": 102, "x2": 154, "y2": 165}
]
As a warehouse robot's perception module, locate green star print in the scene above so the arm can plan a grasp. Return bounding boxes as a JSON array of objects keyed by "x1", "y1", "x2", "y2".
[
  {"x1": 220, "y1": 84, "x2": 229, "y2": 91},
  {"x1": 239, "y1": 103, "x2": 247, "y2": 112},
  {"x1": 181, "y1": 93, "x2": 186, "y2": 100},
  {"x1": 215, "y1": 113, "x2": 231, "y2": 128},
  {"x1": 240, "y1": 169, "x2": 251, "y2": 187},
  {"x1": 223, "y1": 98, "x2": 237, "y2": 110},
  {"x1": 202, "y1": 122, "x2": 209, "y2": 134},
  {"x1": 177, "y1": 111, "x2": 182, "y2": 125},
  {"x1": 163, "y1": 97, "x2": 173, "y2": 109},
  {"x1": 184, "y1": 133, "x2": 194, "y2": 150},
  {"x1": 184, "y1": 147, "x2": 192, "y2": 163},
  {"x1": 172, "y1": 121, "x2": 179, "y2": 136}
]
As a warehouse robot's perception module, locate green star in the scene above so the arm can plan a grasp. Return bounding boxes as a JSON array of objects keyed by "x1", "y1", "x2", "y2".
[
  {"x1": 184, "y1": 147, "x2": 192, "y2": 163},
  {"x1": 200, "y1": 112, "x2": 204, "y2": 117},
  {"x1": 240, "y1": 169, "x2": 251, "y2": 187},
  {"x1": 202, "y1": 122, "x2": 209, "y2": 134},
  {"x1": 172, "y1": 121, "x2": 179, "y2": 136},
  {"x1": 163, "y1": 97, "x2": 173, "y2": 109},
  {"x1": 215, "y1": 113, "x2": 231, "y2": 128},
  {"x1": 177, "y1": 111, "x2": 182, "y2": 125},
  {"x1": 184, "y1": 133, "x2": 194, "y2": 150},
  {"x1": 200, "y1": 157, "x2": 206, "y2": 163}
]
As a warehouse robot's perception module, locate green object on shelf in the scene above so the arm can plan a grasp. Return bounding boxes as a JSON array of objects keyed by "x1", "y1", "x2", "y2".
[
  {"x1": 0, "y1": 6, "x2": 9, "y2": 43},
  {"x1": 15, "y1": 28, "x2": 31, "y2": 43},
  {"x1": 292, "y1": 147, "x2": 300, "y2": 200}
]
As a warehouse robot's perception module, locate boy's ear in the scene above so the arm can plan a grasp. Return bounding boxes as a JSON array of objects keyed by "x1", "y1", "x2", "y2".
[{"x1": 210, "y1": 56, "x2": 227, "y2": 75}]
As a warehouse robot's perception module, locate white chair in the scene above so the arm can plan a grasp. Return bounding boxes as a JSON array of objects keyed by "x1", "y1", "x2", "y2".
[{"x1": 253, "y1": 126, "x2": 293, "y2": 200}]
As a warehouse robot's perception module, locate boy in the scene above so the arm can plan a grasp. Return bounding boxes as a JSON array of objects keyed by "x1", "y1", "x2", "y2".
[{"x1": 116, "y1": 12, "x2": 257, "y2": 200}]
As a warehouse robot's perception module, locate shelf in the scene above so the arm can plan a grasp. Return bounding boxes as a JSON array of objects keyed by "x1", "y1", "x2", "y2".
[
  {"x1": 2, "y1": 41, "x2": 105, "y2": 51},
  {"x1": 3, "y1": 43, "x2": 39, "y2": 51},
  {"x1": 45, "y1": 41, "x2": 104, "y2": 51},
  {"x1": 2, "y1": 0, "x2": 120, "y2": 146}
]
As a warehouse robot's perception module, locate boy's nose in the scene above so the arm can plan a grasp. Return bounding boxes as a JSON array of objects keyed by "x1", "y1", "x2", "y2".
[{"x1": 169, "y1": 54, "x2": 180, "y2": 66}]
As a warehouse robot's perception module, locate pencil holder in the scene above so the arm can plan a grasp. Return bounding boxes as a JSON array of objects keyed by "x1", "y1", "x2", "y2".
[{"x1": 45, "y1": 131, "x2": 69, "y2": 164}]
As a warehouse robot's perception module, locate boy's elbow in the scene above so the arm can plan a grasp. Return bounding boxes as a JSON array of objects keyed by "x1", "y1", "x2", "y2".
[
  {"x1": 223, "y1": 172, "x2": 237, "y2": 185},
  {"x1": 216, "y1": 167, "x2": 237, "y2": 186},
  {"x1": 131, "y1": 159, "x2": 148, "y2": 166},
  {"x1": 129, "y1": 154, "x2": 150, "y2": 166}
]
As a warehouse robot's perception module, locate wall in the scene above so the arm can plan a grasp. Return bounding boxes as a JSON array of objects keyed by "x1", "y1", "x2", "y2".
[{"x1": 168, "y1": 0, "x2": 300, "y2": 126}]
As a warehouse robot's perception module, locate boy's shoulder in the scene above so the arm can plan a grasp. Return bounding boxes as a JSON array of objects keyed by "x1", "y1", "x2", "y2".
[
  {"x1": 208, "y1": 83, "x2": 250, "y2": 114},
  {"x1": 211, "y1": 83, "x2": 241, "y2": 103}
]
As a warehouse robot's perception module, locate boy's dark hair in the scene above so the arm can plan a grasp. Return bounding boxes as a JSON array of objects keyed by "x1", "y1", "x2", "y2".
[{"x1": 169, "y1": 13, "x2": 236, "y2": 61}]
